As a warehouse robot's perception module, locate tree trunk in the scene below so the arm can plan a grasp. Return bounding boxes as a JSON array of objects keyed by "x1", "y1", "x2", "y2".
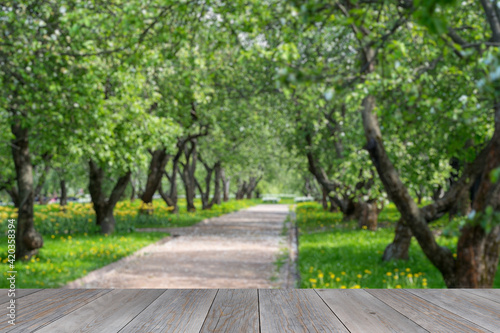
[
  {"x1": 130, "y1": 178, "x2": 136, "y2": 202},
  {"x1": 321, "y1": 187, "x2": 328, "y2": 210},
  {"x1": 180, "y1": 141, "x2": 197, "y2": 212},
  {"x1": 342, "y1": 198, "x2": 358, "y2": 221},
  {"x1": 212, "y1": 162, "x2": 222, "y2": 205},
  {"x1": 88, "y1": 160, "x2": 131, "y2": 234},
  {"x1": 140, "y1": 149, "x2": 169, "y2": 213},
  {"x1": 454, "y1": 107, "x2": 500, "y2": 287},
  {"x1": 11, "y1": 121, "x2": 43, "y2": 261},
  {"x1": 221, "y1": 170, "x2": 230, "y2": 202},
  {"x1": 382, "y1": 219, "x2": 413, "y2": 261},
  {"x1": 328, "y1": 196, "x2": 339, "y2": 212},
  {"x1": 195, "y1": 163, "x2": 213, "y2": 210},
  {"x1": 357, "y1": 201, "x2": 378, "y2": 231},
  {"x1": 448, "y1": 186, "x2": 471, "y2": 221},
  {"x1": 159, "y1": 155, "x2": 180, "y2": 213},
  {"x1": 245, "y1": 176, "x2": 262, "y2": 199},
  {"x1": 235, "y1": 181, "x2": 247, "y2": 200},
  {"x1": 59, "y1": 179, "x2": 67, "y2": 207}
]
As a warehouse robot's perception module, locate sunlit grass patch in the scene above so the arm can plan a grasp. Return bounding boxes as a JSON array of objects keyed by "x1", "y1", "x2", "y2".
[
  {"x1": 299, "y1": 228, "x2": 450, "y2": 288},
  {"x1": 297, "y1": 202, "x2": 500, "y2": 288}
]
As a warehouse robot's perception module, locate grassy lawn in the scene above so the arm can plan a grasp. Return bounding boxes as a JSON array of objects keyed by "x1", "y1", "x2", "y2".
[
  {"x1": 296, "y1": 202, "x2": 500, "y2": 289},
  {"x1": 0, "y1": 198, "x2": 257, "y2": 288}
]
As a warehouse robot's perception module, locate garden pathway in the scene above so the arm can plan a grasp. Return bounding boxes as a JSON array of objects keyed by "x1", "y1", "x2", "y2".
[{"x1": 65, "y1": 204, "x2": 290, "y2": 288}]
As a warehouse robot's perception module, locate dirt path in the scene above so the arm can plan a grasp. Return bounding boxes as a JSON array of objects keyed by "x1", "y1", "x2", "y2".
[{"x1": 65, "y1": 204, "x2": 290, "y2": 288}]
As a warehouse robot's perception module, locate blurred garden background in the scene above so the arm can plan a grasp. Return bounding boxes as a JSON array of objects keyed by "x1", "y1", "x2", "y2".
[{"x1": 1, "y1": 0, "x2": 500, "y2": 289}]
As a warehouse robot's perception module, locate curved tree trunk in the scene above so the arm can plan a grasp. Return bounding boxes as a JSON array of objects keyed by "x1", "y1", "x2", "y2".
[
  {"x1": 195, "y1": 163, "x2": 213, "y2": 210},
  {"x1": 11, "y1": 121, "x2": 43, "y2": 261},
  {"x1": 140, "y1": 149, "x2": 169, "y2": 213},
  {"x1": 88, "y1": 160, "x2": 131, "y2": 234},
  {"x1": 159, "y1": 154, "x2": 180, "y2": 213},
  {"x1": 245, "y1": 176, "x2": 262, "y2": 199},
  {"x1": 383, "y1": 219, "x2": 413, "y2": 261}
]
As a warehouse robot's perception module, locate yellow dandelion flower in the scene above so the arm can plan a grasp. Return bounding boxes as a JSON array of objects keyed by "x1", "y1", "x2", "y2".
[
  {"x1": 395, "y1": 285, "x2": 401, "y2": 289},
  {"x1": 336, "y1": 277, "x2": 341, "y2": 282},
  {"x1": 340, "y1": 286, "x2": 346, "y2": 289},
  {"x1": 357, "y1": 274, "x2": 362, "y2": 279},
  {"x1": 309, "y1": 278, "x2": 317, "y2": 284},
  {"x1": 386, "y1": 272, "x2": 392, "y2": 276},
  {"x1": 318, "y1": 273, "x2": 324, "y2": 279},
  {"x1": 406, "y1": 268, "x2": 411, "y2": 272},
  {"x1": 364, "y1": 269, "x2": 371, "y2": 274}
]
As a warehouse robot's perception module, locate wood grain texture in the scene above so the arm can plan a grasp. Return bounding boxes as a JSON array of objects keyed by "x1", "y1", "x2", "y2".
[
  {"x1": 0, "y1": 289, "x2": 112, "y2": 333},
  {"x1": 0, "y1": 289, "x2": 42, "y2": 305},
  {"x1": 463, "y1": 289, "x2": 500, "y2": 304},
  {"x1": 36, "y1": 289, "x2": 163, "y2": 333},
  {"x1": 367, "y1": 289, "x2": 492, "y2": 333},
  {"x1": 259, "y1": 289, "x2": 349, "y2": 333},
  {"x1": 118, "y1": 289, "x2": 217, "y2": 333},
  {"x1": 315, "y1": 289, "x2": 427, "y2": 333},
  {"x1": 200, "y1": 289, "x2": 259, "y2": 333},
  {"x1": 407, "y1": 289, "x2": 500, "y2": 332}
]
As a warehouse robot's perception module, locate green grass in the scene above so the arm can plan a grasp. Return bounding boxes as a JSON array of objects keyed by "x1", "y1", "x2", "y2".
[
  {"x1": 0, "y1": 232, "x2": 166, "y2": 288},
  {"x1": 296, "y1": 202, "x2": 500, "y2": 289}
]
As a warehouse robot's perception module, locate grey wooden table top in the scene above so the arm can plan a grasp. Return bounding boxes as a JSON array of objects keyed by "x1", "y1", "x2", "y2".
[{"x1": 0, "y1": 289, "x2": 499, "y2": 332}]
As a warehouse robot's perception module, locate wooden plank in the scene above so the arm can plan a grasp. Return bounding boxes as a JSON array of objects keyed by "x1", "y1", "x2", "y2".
[
  {"x1": 407, "y1": 289, "x2": 500, "y2": 332},
  {"x1": 0, "y1": 289, "x2": 42, "y2": 305},
  {"x1": 200, "y1": 289, "x2": 259, "y2": 333},
  {"x1": 36, "y1": 289, "x2": 163, "y2": 333},
  {"x1": 0, "y1": 289, "x2": 100, "y2": 331},
  {"x1": 0, "y1": 289, "x2": 112, "y2": 333},
  {"x1": 259, "y1": 289, "x2": 349, "y2": 333},
  {"x1": 315, "y1": 289, "x2": 427, "y2": 333},
  {"x1": 463, "y1": 289, "x2": 500, "y2": 304},
  {"x1": 119, "y1": 289, "x2": 217, "y2": 333},
  {"x1": 367, "y1": 289, "x2": 492, "y2": 333}
]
